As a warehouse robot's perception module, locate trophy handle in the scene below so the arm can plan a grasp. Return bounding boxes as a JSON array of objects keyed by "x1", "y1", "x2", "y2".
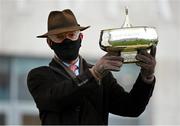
[
  {"x1": 99, "y1": 30, "x2": 107, "y2": 52},
  {"x1": 108, "y1": 50, "x2": 121, "y2": 56}
]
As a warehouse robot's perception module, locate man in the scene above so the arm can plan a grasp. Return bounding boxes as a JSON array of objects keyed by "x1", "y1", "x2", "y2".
[{"x1": 27, "y1": 9, "x2": 156, "y2": 125}]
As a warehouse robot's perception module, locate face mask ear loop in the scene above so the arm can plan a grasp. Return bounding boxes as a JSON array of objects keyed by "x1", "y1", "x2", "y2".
[
  {"x1": 47, "y1": 38, "x2": 54, "y2": 49},
  {"x1": 79, "y1": 33, "x2": 83, "y2": 40}
]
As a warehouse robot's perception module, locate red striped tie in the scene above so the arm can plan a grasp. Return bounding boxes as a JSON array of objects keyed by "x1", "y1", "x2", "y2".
[{"x1": 69, "y1": 64, "x2": 77, "y2": 72}]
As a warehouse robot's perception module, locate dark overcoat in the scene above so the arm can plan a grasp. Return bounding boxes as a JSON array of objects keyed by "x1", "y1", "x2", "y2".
[{"x1": 27, "y1": 57, "x2": 155, "y2": 125}]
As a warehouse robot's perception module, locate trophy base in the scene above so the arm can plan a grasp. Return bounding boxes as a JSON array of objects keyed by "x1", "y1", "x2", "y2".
[
  {"x1": 107, "y1": 50, "x2": 139, "y2": 64},
  {"x1": 107, "y1": 49, "x2": 151, "y2": 64},
  {"x1": 121, "y1": 51, "x2": 138, "y2": 63}
]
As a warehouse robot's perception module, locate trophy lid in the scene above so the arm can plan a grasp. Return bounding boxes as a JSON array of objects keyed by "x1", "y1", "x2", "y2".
[{"x1": 121, "y1": 7, "x2": 132, "y2": 28}]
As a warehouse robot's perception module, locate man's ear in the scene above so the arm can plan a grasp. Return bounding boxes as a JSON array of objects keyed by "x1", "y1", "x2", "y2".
[
  {"x1": 80, "y1": 33, "x2": 83, "y2": 40},
  {"x1": 47, "y1": 38, "x2": 53, "y2": 49}
]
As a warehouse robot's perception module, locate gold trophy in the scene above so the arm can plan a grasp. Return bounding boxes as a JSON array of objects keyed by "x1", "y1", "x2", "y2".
[{"x1": 99, "y1": 8, "x2": 158, "y2": 63}]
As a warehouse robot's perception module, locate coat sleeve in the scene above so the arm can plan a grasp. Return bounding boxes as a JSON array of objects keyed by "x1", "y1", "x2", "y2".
[
  {"x1": 27, "y1": 67, "x2": 99, "y2": 112},
  {"x1": 108, "y1": 72, "x2": 155, "y2": 117}
]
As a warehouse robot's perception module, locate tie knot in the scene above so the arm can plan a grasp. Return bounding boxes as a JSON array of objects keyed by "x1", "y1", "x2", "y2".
[{"x1": 69, "y1": 64, "x2": 78, "y2": 72}]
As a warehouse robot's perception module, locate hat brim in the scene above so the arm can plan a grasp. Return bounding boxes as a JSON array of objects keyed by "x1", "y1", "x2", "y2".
[{"x1": 37, "y1": 26, "x2": 90, "y2": 38}]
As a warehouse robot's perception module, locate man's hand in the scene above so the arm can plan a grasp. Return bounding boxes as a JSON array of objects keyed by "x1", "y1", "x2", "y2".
[
  {"x1": 135, "y1": 46, "x2": 156, "y2": 83},
  {"x1": 90, "y1": 53, "x2": 124, "y2": 80}
]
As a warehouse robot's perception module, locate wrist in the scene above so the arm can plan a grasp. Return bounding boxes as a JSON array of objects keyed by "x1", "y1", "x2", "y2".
[
  {"x1": 141, "y1": 74, "x2": 154, "y2": 84},
  {"x1": 89, "y1": 67, "x2": 102, "y2": 80}
]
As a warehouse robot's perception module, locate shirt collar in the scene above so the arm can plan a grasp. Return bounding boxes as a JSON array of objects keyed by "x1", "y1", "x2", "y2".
[{"x1": 62, "y1": 57, "x2": 80, "y2": 68}]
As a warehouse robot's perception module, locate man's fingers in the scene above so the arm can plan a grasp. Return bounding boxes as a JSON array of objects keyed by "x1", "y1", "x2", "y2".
[
  {"x1": 150, "y1": 46, "x2": 156, "y2": 58},
  {"x1": 105, "y1": 65, "x2": 121, "y2": 71},
  {"x1": 136, "y1": 54, "x2": 152, "y2": 64},
  {"x1": 103, "y1": 60, "x2": 123, "y2": 71},
  {"x1": 107, "y1": 60, "x2": 123, "y2": 67},
  {"x1": 138, "y1": 49, "x2": 153, "y2": 59},
  {"x1": 136, "y1": 62, "x2": 151, "y2": 69}
]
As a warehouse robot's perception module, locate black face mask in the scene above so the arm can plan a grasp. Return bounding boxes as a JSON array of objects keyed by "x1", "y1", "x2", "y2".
[{"x1": 50, "y1": 37, "x2": 81, "y2": 62}]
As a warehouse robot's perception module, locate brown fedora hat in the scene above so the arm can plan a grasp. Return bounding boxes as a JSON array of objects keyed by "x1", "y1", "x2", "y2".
[{"x1": 37, "y1": 9, "x2": 90, "y2": 38}]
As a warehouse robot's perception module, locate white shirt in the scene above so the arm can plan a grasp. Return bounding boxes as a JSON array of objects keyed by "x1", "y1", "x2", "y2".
[{"x1": 62, "y1": 57, "x2": 80, "y2": 76}]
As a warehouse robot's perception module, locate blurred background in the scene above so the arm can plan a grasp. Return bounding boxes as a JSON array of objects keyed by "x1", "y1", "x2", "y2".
[{"x1": 0, "y1": 0, "x2": 180, "y2": 125}]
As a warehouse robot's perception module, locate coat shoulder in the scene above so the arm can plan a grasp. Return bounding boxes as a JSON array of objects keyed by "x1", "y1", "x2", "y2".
[
  {"x1": 27, "y1": 66, "x2": 53, "y2": 79},
  {"x1": 28, "y1": 65, "x2": 51, "y2": 73},
  {"x1": 27, "y1": 66, "x2": 54, "y2": 91}
]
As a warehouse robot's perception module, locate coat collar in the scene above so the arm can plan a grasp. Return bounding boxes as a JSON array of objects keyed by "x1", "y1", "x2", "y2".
[{"x1": 49, "y1": 56, "x2": 93, "y2": 79}]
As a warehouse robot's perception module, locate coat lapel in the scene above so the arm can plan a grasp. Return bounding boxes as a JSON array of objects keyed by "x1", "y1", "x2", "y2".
[{"x1": 48, "y1": 56, "x2": 91, "y2": 80}]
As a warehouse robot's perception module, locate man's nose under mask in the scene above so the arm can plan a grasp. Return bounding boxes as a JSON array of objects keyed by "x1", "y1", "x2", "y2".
[{"x1": 50, "y1": 37, "x2": 82, "y2": 62}]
